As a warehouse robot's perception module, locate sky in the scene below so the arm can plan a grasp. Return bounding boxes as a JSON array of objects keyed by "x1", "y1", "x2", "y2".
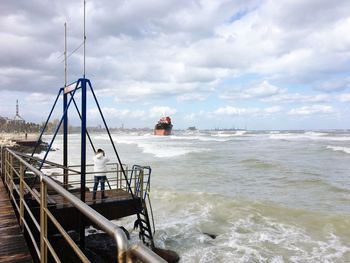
[{"x1": 0, "y1": 0, "x2": 350, "y2": 130}]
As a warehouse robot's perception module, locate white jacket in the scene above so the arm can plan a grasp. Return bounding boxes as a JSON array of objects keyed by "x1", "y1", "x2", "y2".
[{"x1": 93, "y1": 153, "x2": 110, "y2": 177}]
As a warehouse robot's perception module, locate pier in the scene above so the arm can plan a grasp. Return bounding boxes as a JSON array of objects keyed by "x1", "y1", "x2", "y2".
[
  {"x1": 0, "y1": 177, "x2": 32, "y2": 263},
  {"x1": 0, "y1": 147, "x2": 166, "y2": 262}
]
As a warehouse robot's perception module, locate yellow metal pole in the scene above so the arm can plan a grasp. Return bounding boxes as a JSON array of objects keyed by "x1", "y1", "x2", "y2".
[
  {"x1": 40, "y1": 180, "x2": 48, "y2": 263},
  {"x1": 19, "y1": 163, "x2": 24, "y2": 228},
  {"x1": 9, "y1": 154, "x2": 14, "y2": 194}
]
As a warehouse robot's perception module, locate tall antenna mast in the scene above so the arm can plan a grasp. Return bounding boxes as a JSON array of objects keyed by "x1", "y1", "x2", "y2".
[
  {"x1": 64, "y1": 22, "x2": 67, "y2": 86},
  {"x1": 16, "y1": 100, "x2": 19, "y2": 116},
  {"x1": 83, "y1": 0, "x2": 86, "y2": 78}
]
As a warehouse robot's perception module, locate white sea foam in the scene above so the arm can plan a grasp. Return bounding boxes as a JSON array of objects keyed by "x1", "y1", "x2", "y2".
[
  {"x1": 138, "y1": 141, "x2": 209, "y2": 158},
  {"x1": 152, "y1": 191, "x2": 350, "y2": 263},
  {"x1": 212, "y1": 130, "x2": 247, "y2": 137},
  {"x1": 269, "y1": 133, "x2": 350, "y2": 141},
  {"x1": 304, "y1": 131, "x2": 329, "y2": 136},
  {"x1": 326, "y1": 145, "x2": 350, "y2": 154}
]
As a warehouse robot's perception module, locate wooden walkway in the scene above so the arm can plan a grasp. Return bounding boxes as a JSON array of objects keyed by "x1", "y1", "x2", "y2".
[{"x1": 0, "y1": 179, "x2": 33, "y2": 263}]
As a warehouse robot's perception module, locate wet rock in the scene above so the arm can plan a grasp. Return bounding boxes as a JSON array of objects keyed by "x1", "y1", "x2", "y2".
[
  {"x1": 52, "y1": 235, "x2": 105, "y2": 263},
  {"x1": 85, "y1": 233, "x2": 117, "y2": 262},
  {"x1": 87, "y1": 228, "x2": 98, "y2": 234},
  {"x1": 203, "y1": 232, "x2": 217, "y2": 239},
  {"x1": 152, "y1": 247, "x2": 180, "y2": 263}
]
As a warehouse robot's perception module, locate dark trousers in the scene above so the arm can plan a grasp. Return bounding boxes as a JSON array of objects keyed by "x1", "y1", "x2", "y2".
[{"x1": 93, "y1": 176, "x2": 106, "y2": 198}]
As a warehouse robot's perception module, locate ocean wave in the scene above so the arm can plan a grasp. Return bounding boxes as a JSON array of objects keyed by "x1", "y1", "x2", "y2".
[
  {"x1": 240, "y1": 158, "x2": 280, "y2": 170},
  {"x1": 269, "y1": 133, "x2": 350, "y2": 141},
  {"x1": 304, "y1": 131, "x2": 329, "y2": 136},
  {"x1": 211, "y1": 130, "x2": 247, "y2": 137},
  {"x1": 139, "y1": 142, "x2": 210, "y2": 158},
  {"x1": 151, "y1": 191, "x2": 350, "y2": 262},
  {"x1": 326, "y1": 145, "x2": 350, "y2": 154}
]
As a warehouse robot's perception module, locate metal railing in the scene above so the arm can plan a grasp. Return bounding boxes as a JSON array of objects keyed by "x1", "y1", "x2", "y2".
[
  {"x1": 0, "y1": 147, "x2": 165, "y2": 263},
  {"x1": 13, "y1": 151, "x2": 153, "y2": 202}
]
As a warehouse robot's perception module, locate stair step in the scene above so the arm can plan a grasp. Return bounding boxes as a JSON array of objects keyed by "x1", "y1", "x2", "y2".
[
  {"x1": 142, "y1": 233, "x2": 151, "y2": 239},
  {"x1": 140, "y1": 226, "x2": 150, "y2": 232}
]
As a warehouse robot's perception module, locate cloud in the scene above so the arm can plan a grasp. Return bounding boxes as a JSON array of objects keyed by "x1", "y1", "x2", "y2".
[
  {"x1": 149, "y1": 106, "x2": 177, "y2": 118},
  {"x1": 213, "y1": 105, "x2": 282, "y2": 116},
  {"x1": 113, "y1": 80, "x2": 215, "y2": 102},
  {"x1": 1, "y1": 0, "x2": 350, "y2": 129},
  {"x1": 220, "y1": 80, "x2": 285, "y2": 100},
  {"x1": 337, "y1": 93, "x2": 350, "y2": 102},
  {"x1": 88, "y1": 107, "x2": 145, "y2": 119},
  {"x1": 25, "y1": 92, "x2": 55, "y2": 104},
  {"x1": 176, "y1": 93, "x2": 207, "y2": 102},
  {"x1": 264, "y1": 106, "x2": 282, "y2": 113},
  {"x1": 2, "y1": 0, "x2": 349, "y2": 96},
  {"x1": 263, "y1": 93, "x2": 330, "y2": 104},
  {"x1": 288, "y1": 105, "x2": 334, "y2": 115},
  {"x1": 314, "y1": 78, "x2": 350, "y2": 92}
]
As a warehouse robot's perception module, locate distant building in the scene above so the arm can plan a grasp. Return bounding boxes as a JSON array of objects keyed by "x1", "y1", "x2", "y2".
[{"x1": 14, "y1": 100, "x2": 25, "y2": 123}]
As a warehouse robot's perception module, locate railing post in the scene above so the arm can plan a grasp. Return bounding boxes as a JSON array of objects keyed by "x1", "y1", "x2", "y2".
[
  {"x1": 5, "y1": 150, "x2": 8, "y2": 184},
  {"x1": 40, "y1": 179, "x2": 48, "y2": 263},
  {"x1": 19, "y1": 163, "x2": 25, "y2": 228},
  {"x1": 140, "y1": 170, "x2": 144, "y2": 200},
  {"x1": 0, "y1": 146, "x2": 4, "y2": 178},
  {"x1": 116, "y1": 164, "x2": 119, "y2": 189},
  {"x1": 9, "y1": 154, "x2": 14, "y2": 195}
]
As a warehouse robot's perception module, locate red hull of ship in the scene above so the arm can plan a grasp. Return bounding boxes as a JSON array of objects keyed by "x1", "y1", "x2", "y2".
[{"x1": 154, "y1": 129, "x2": 172, "y2": 136}]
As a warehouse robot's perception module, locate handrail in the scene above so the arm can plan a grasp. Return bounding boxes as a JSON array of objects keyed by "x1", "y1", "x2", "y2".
[{"x1": 4, "y1": 148, "x2": 166, "y2": 263}]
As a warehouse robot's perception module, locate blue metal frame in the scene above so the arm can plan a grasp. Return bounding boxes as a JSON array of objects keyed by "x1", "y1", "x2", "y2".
[
  {"x1": 31, "y1": 88, "x2": 63, "y2": 157},
  {"x1": 70, "y1": 95, "x2": 96, "y2": 153},
  {"x1": 32, "y1": 77, "x2": 150, "y2": 248},
  {"x1": 39, "y1": 80, "x2": 81, "y2": 170},
  {"x1": 87, "y1": 80, "x2": 135, "y2": 197}
]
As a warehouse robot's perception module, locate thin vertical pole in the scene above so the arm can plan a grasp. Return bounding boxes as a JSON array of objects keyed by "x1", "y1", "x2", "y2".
[
  {"x1": 40, "y1": 181, "x2": 48, "y2": 263},
  {"x1": 63, "y1": 23, "x2": 68, "y2": 188},
  {"x1": 64, "y1": 22, "x2": 67, "y2": 87},
  {"x1": 79, "y1": 78, "x2": 87, "y2": 248},
  {"x1": 83, "y1": 0, "x2": 86, "y2": 78},
  {"x1": 19, "y1": 163, "x2": 24, "y2": 228}
]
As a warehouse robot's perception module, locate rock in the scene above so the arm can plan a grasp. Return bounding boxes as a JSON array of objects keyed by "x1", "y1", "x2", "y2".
[
  {"x1": 203, "y1": 232, "x2": 217, "y2": 239},
  {"x1": 52, "y1": 234, "x2": 105, "y2": 263},
  {"x1": 152, "y1": 247, "x2": 180, "y2": 263}
]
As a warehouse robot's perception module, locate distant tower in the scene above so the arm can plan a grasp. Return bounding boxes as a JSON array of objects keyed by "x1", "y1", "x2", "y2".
[{"x1": 14, "y1": 99, "x2": 25, "y2": 123}]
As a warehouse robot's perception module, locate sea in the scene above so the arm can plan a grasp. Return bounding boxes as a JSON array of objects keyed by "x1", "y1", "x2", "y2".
[{"x1": 40, "y1": 130, "x2": 350, "y2": 262}]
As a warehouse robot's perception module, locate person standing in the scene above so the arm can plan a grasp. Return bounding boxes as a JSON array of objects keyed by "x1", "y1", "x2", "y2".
[{"x1": 93, "y1": 149, "x2": 109, "y2": 199}]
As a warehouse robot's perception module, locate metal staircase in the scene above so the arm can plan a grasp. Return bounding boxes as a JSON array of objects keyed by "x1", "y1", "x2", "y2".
[{"x1": 130, "y1": 165, "x2": 155, "y2": 247}]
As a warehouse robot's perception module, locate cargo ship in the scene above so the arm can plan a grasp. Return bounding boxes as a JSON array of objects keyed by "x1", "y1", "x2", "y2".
[{"x1": 154, "y1": 116, "x2": 173, "y2": 135}]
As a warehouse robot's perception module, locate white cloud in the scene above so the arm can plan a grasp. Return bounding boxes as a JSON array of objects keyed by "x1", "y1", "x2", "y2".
[
  {"x1": 288, "y1": 105, "x2": 334, "y2": 115},
  {"x1": 88, "y1": 107, "x2": 145, "y2": 119},
  {"x1": 25, "y1": 92, "x2": 55, "y2": 104},
  {"x1": 221, "y1": 81, "x2": 285, "y2": 100},
  {"x1": 337, "y1": 93, "x2": 350, "y2": 102},
  {"x1": 315, "y1": 78, "x2": 350, "y2": 92},
  {"x1": 148, "y1": 106, "x2": 177, "y2": 118},
  {"x1": 1, "y1": 0, "x2": 350, "y2": 129},
  {"x1": 176, "y1": 93, "x2": 207, "y2": 102},
  {"x1": 214, "y1": 106, "x2": 254, "y2": 115},
  {"x1": 263, "y1": 93, "x2": 330, "y2": 103},
  {"x1": 264, "y1": 106, "x2": 282, "y2": 113},
  {"x1": 184, "y1": 110, "x2": 206, "y2": 121},
  {"x1": 113, "y1": 81, "x2": 215, "y2": 102}
]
